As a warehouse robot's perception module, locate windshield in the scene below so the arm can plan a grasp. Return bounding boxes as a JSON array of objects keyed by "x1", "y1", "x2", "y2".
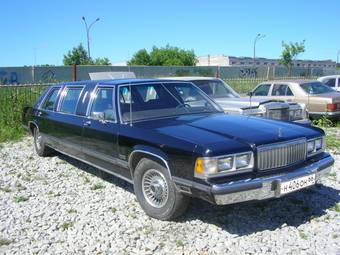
[
  {"x1": 300, "y1": 82, "x2": 335, "y2": 94},
  {"x1": 119, "y1": 82, "x2": 222, "y2": 122},
  {"x1": 191, "y1": 79, "x2": 240, "y2": 98}
]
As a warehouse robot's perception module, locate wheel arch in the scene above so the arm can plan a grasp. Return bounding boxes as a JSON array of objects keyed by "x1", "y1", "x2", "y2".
[
  {"x1": 28, "y1": 121, "x2": 39, "y2": 136},
  {"x1": 128, "y1": 145, "x2": 172, "y2": 179}
]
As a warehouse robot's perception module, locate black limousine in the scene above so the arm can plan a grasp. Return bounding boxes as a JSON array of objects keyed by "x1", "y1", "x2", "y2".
[{"x1": 23, "y1": 79, "x2": 334, "y2": 220}]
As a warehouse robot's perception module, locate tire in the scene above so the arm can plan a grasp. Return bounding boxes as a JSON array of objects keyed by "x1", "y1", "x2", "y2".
[
  {"x1": 133, "y1": 158, "x2": 190, "y2": 220},
  {"x1": 33, "y1": 127, "x2": 54, "y2": 157}
]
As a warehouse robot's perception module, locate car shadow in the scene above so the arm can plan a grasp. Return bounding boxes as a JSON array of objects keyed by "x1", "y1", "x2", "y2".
[
  {"x1": 57, "y1": 153, "x2": 339, "y2": 236},
  {"x1": 180, "y1": 185, "x2": 340, "y2": 236}
]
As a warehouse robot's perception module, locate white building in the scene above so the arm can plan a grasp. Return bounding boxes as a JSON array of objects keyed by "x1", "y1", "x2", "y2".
[{"x1": 197, "y1": 55, "x2": 336, "y2": 68}]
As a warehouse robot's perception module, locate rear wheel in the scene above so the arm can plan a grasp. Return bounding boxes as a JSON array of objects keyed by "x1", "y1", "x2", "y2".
[
  {"x1": 133, "y1": 158, "x2": 189, "y2": 220},
  {"x1": 33, "y1": 127, "x2": 54, "y2": 157}
]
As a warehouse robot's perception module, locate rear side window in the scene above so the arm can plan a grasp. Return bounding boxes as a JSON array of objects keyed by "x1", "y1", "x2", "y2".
[
  {"x1": 324, "y1": 78, "x2": 336, "y2": 87},
  {"x1": 59, "y1": 87, "x2": 83, "y2": 114},
  {"x1": 271, "y1": 84, "x2": 294, "y2": 96},
  {"x1": 41, "y1": 87, "x2": 60, "y2": 110},
  {"x1": 253, "y1": 84, "x2": 271, "y2": 96},
  {"x1": 90, "y1": 87, "x2": 116, "y2": 121}
]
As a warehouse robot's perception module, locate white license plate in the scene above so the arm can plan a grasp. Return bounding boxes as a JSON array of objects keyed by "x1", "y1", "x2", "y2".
[{"x1": 280, "y1": 174, "x2": 315, "y2": 195}]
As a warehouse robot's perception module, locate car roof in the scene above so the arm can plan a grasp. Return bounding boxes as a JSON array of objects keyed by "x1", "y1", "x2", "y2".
[
  {"x1": 160, "y1": 76, "x2": 218, "y2": 81},
  {"x1": 318, "y1": 75, "x2": 340, "y2": 79},
  {"x1": 57, "y1": 78, "x2": 184, "y2": 87},
  {"x1": 259, "y1": 79, "x2": 319, "y2": 85}
]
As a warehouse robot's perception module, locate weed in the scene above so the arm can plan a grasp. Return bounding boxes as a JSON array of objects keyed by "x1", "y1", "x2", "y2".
[
  {"x1": 14, "y1": 196, "x2": 29, "y2": 203},
  {"x1": 0, "y1": 238, "x2": 12, "y2": 246},
  {"x1": 298, "y1": 230, "x2": 308, "y2": 240},
  {"x1": 60, "y1": 222, "x2": 73, "y2": 231},
  {"x1": 110, "y1": 207, "x2": 117, "y2": 213},
  {"x1": 90, "y1": 183, "x2": 105, "y2": 190},
  {"x1": 176, "y1": 240, "x2": 185, "y2": 247},
  {"x1": 67, "y1": 208, "x2": 77, "y2": 214},
  {"x1": 330, "y1": 203, "x2": 340, "y2": 213},
  {"x1": 0, "y1": 186, "x2": 12, "y2": 193}
]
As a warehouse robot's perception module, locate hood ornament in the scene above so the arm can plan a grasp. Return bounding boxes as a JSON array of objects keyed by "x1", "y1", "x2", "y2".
[{"x1": 278, "y1": 128, "x2": 283, "y2": 138}]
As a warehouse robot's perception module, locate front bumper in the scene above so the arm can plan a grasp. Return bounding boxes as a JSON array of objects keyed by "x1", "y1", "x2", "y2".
[{"x1": 212, "y1": 154, "x2": 334, "y2": 205}]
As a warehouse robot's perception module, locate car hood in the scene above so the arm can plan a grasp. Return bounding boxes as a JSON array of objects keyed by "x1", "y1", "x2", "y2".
[
  {"x1": 133, "y1": 113, "x2": 322, "y2": 149},
  {"x1": 214, "y1": 97, "x2": 289, "y2": 110}
]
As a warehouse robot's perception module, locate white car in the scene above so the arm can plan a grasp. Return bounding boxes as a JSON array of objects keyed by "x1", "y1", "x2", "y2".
[{"x1": 318, "y1": 75, "x2": 340, "y2": 92}]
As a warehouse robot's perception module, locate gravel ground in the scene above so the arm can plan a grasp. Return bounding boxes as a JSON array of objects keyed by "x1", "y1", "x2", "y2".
[{"x1": 0, "y1": 137, "x2": 339, "y2": 255}]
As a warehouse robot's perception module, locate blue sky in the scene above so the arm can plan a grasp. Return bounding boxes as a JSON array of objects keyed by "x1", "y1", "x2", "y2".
[{"x1": 1, "y1": 0, "x2": 339, "y2": 66}]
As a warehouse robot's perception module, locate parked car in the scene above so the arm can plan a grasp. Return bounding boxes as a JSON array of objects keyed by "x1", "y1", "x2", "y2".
[
  {"x1": 23, "y1": 79, "x2": 334, "y2": 220},
  {"x1": 318, "y1": 75, "x2": 340, "y2": 92},
  {"x1": 251, "y1": 80, "x2": 340, "y2": 119},
  {"x1": 162, "y1": 77, "x2": 310, "y2": 124}
]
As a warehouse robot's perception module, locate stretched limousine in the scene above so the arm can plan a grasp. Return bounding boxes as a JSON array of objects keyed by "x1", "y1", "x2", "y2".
[{"x1": 23, "y1": 79, "x2": 334, "y2": 220}]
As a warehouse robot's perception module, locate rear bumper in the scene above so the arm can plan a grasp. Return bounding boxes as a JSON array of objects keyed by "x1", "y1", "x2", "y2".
[
  {"x1": 309, "y1": 111, "x2": 340, "y2": 119},
  {"x1": 293, "y1": 119, "x2": 311, "y2": 125},
  {"x1": 212, "y1": 154, "x2": 334, "y2": 205}
]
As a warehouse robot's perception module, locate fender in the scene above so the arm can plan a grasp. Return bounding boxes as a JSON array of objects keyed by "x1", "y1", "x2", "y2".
[{"x1": 128, "y1": 145, "x2": 172, "y2": 179}]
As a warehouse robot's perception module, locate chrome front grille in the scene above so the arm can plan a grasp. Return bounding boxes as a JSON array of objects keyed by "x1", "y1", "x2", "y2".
[{"x1": 257, "y1": 139, "x2": 307, "y2": 171}]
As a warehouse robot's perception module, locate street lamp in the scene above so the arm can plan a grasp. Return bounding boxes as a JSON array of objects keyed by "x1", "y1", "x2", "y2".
[
  {"x1": 253, "y1": 33, "x2": 266, "y2": 66},
  {"x1": 82, "y1": 16, "x2": 100, "y2": 60}
]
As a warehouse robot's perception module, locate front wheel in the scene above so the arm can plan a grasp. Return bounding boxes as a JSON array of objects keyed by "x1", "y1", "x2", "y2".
[
  {"x1": 33, "y1": 128, "x2": 54, "y2": 157},
  {"x1": 133, "y1": 158, "x2": 189, "y2": 220}
]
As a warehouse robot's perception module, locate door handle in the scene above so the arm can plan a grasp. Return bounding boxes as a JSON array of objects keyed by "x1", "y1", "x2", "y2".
[{"x1": 84, "y1": 120, "x2": 91, "y2": 126}]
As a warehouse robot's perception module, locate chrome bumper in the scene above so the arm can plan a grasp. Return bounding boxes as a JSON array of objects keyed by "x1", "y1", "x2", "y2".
[{"x1": 212, "y1": 155, "x2": 334, "y2": 205}]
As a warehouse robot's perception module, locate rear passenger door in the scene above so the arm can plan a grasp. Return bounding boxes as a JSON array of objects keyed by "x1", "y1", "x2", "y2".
[
  {"x1": 270, "y1": 83, "x2": 295, "y2": 102},
  {"x1": 53, "y1": 85, "x2": 86, "y2": 158},
  {"x1": 81, "y1": 86, "x2": 120, "y2": 170}
]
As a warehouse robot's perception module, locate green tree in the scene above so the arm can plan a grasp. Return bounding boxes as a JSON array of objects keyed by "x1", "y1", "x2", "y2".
[
  {"x1": 63, "y1": 44, "x2": 111, "y2": 65},
  {"x1": 128, "y1": 45, "x2": 197, "y2": 66},
  {"x1": 63, "y1": 44, "x2": 91, "y2": 65},
  {"x1": 279, "y1": 40, "x2": 306, "y2": 75},
  {"x1": 93, "y1": 57, "x2": 111, "y2": 65},
  {"x1": 127, "y1": 49, "x2": 151, "y2": 65}
]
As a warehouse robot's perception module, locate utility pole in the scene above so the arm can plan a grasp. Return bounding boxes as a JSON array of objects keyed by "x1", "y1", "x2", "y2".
[
  {"x1": 81, "y1": 16, "x2": 100, "y2": 60},
  {"x1": 253, "y1": 33, "x2": 266, "y2": 66}
]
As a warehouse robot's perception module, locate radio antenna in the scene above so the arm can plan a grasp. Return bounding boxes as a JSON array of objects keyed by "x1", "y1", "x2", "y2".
[{"x1": 129, "y1": 83, "x2": 132, "y2": 126}]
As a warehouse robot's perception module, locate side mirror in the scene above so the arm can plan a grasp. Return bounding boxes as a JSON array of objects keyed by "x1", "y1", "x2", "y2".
[{"x1": 92, "y1": 111, "x2": 105, "y2": 120}]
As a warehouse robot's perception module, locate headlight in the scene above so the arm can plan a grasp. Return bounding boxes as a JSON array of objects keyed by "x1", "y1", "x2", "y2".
[
  {"x1": 307, "y1": 137, "x2": 325, "y2": 156},
  {"x1": 195, "y1": 152, "x2": 253, "y2": 179}
]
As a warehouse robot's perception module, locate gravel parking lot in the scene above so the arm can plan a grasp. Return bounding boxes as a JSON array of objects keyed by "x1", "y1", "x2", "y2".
[{"x1": 0, "y1": 138, "x2": 339, "y2": 255}]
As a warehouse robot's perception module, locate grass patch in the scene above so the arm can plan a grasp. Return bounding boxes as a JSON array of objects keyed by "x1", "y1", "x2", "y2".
[
  {"x1": 67, "y1": 208, "x2": 77, "y2": 214},
  {"x1": 47, "y1": 191, "x2": 61, "y2": 197},
  {"x1": 176, "y1": 240, "x2": 185, "y2": 247},
  {"x1": 14, "y1": 196, "x2": 29, "y2": 203},
  {"x1": 110, "y1": 207, "x2": 117, "y2": 213},
  {"x1": 298, "y1": 230, "x2": 308, "y2": 240},
  {"x1": 60, "y1": 222, "x2": 73, "y2": 231},
  {"x1": 0, "y1": 186, "x2": 12, "y2": 193},
  {"x1": 330, "y1": 203, "x2": 340, "y2": 213},
  {"x1": 325, "y1": 134, "x2": 340, "y2": 151},
  {"x1": 0, "y1": 238, "x2": 12, "y2": 246},
  {"x1": 90, "y1": 183, "x2": 105, "y2": 190}
]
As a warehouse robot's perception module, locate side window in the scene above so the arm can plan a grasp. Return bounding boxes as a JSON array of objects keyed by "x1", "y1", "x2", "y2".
[
  {"x1": 253, "y1": 84, "x2": 271, "y2": 96},
  {"x1": 90, "y1": 87, "x2": 115, "y2": 121},
  {"x1": 271, "y1": 84, "x2": 293, "y2": 96},
  {"x1": 41, "y1": 88, "x2": 60, "y2": 110},
  {"x1": 59, "y1": 87, "x2": 83, "y2": 114},
  {"x1": 324, "y1": 78, "x2": 336, "y2": 87}
]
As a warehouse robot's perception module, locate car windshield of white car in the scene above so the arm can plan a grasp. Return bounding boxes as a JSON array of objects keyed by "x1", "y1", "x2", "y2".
[
  {"x1": 300, "y1": 82, "x2": 335, "y2": 94},
  {"x1": 192, "y1": 80, "x2": 239, "y2": 98},
  {"x1": 119, "y1": 82, "x2": 222, "y2": 123}
]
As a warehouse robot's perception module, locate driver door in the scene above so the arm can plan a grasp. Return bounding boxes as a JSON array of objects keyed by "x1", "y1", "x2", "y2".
[{"x1": 82, "y1": 86, "x2": 119, "y2": 168}]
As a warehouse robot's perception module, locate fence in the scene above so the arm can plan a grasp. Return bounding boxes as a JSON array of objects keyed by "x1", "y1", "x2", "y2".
[{"x1": 1, "y1": 65, "x2": 339, "y2": 85}]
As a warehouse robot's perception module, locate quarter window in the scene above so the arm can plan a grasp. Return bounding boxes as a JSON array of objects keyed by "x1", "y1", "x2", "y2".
[
  {"x1": 59, "y1": 87, "x2": 83, "y2": 114},
  {"x1": 41, "y1": 88, "x2": 60, "y2": 110},
  {"x1": 90, "y1": 88, "x2": 115, "y2": 121},
  {"x1": 253, "y1": 84, "x2": 271, "y2": 96}
]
